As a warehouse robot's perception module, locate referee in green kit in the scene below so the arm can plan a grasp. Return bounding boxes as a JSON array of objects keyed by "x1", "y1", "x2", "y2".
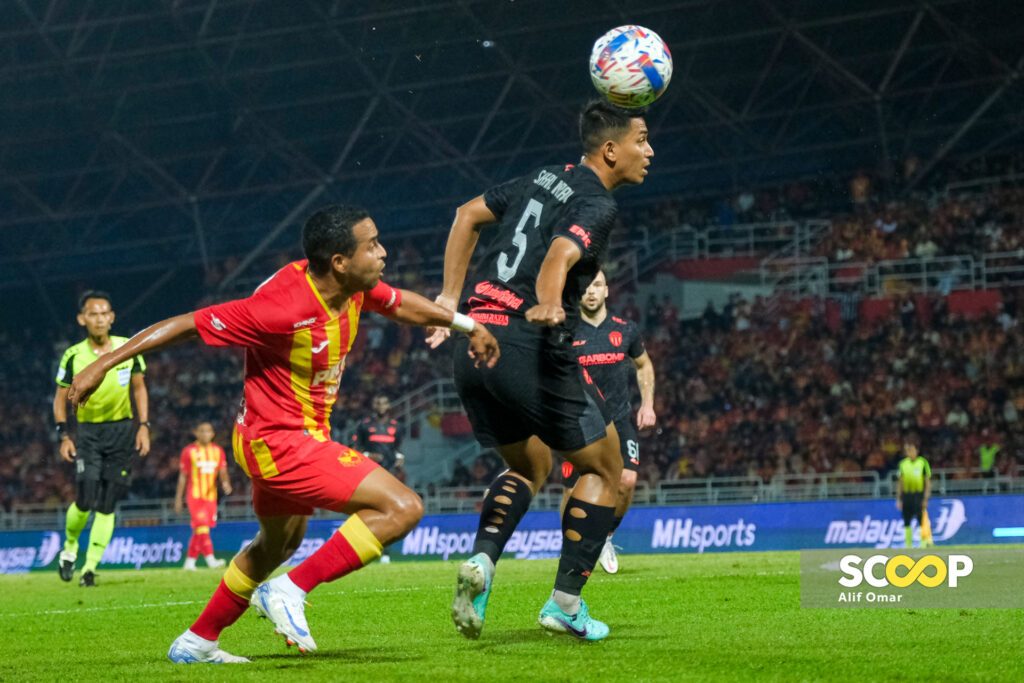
[
  {"x1": 53, "y1": 290, "x2": 151, "y2": 587},
  {"x1": 895, "y1": 430, "x2": 932, "y2": 549}
]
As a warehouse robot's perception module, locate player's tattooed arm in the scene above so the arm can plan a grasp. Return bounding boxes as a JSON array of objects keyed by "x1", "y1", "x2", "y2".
[{"x1": 526, "y1": 237, "x2": 581, "y2": 326}]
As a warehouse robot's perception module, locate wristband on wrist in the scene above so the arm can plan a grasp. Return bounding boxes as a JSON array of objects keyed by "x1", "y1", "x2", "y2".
[
  {"x1": 139, "y1": 421, "x2": 151, "y2": 429},
  {"x1": 56, "y1": 422, "x2": 68, "y2": 438},
  {"x1": 450, "y1": 312, "x2": 475, "y2": 334}
]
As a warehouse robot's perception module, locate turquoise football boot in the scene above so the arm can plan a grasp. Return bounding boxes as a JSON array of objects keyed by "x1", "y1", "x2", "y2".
[
  {"x1": 451, "y1": 553, "x2": 493, "y2": 639},
  {"x1": 538, "y1": 597, "x2": 610, "y2": 641}
]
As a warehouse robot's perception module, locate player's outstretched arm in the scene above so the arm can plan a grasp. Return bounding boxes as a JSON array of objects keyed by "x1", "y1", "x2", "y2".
[
  {"x1": 68, "y1": 313, "x2": 199, "y2": 409},
  {"x1": 526, "y1": 236, "x2": 581, "y2": 326},
  {"x1": 438, "y1": 195, "x2": 495, "y2": 305},
  {"x1": 392, "y1": 289, "x2": 500, "y2": 368},
  {"x1": 427, "y1": 196, "x2": 497, "y2": 348}
]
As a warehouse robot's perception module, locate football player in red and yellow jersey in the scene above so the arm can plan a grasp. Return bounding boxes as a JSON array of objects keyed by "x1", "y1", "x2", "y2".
[
  {"x1": 69, "y1": 205, "x2": 500, "y2": 664},
  {"x1": 175, "y1": 422, "x2": 233, "y2": 570}
]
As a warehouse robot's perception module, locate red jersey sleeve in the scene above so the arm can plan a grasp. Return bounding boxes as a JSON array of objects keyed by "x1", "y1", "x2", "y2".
[
  {"x1": 179, "y1": 447, "x2": 191, "y2": 473},
  {"x1": 362, "y1": 280, "x2": 402, "y2": 315},
  {"x1": 193, "y1": 295, "x2": 269, "y2": 347}
]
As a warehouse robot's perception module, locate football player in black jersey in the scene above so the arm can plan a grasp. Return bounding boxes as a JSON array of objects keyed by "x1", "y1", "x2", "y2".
[
  {"x1": 562, "y1": 269, "x2": 656, "y2": 574},
  {"x1": 428, "y1": 100, "x2": 653, "y2": 641}
]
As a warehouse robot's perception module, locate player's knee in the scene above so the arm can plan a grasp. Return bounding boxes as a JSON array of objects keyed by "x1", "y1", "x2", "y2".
[
  {"x1": 619, "y1": 468, "x2": 637, "y2": 493},
  {"x1": 391, "y1": 489, "x2": 423, "y2": 532}
]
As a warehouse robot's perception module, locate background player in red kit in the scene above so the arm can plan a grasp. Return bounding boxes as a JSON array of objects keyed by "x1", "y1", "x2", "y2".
[
  {"x1": 175, "y1": 421, "x2": 233, "y2": 570},
  {"x1": 69, "y1": 205, "x2": 499, "y2": 664}
]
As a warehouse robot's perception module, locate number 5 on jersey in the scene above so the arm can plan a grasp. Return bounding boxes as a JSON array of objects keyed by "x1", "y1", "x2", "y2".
[{"x1": 497, "y1": 199, "x2": 543, "y2": 282}]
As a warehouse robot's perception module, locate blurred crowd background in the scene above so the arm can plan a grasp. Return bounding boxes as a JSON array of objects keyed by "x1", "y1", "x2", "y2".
[{"x1": 3, "y1": 158, "x2": 1024, "y2": 511}]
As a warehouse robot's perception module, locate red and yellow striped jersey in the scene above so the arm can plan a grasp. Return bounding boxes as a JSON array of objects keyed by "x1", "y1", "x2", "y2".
[
  {"x1": 180, "y1": 442, "x2": 226, "y2": 502},
  {"x1": 193, "y1": 260, "x2": 401, "y2": 441}
]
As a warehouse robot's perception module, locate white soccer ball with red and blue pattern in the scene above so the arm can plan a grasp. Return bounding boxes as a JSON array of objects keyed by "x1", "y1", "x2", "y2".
[{"x1": 589, "y1": 25, "x2": 672, "y2": 108}]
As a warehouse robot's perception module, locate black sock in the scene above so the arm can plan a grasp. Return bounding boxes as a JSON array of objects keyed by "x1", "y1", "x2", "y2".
[
  {"x1": 610, "y1": 514, "x2": 624, "y2": 535},
  {"x1": 554, "y1": 498, "x2": 615, "y2": 595},
  {"x1": 471, "y1": 474, "x2": 533, "y2": 566}
]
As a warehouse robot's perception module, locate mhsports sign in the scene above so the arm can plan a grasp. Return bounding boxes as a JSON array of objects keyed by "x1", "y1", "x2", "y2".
[{"x1": 1, "y1": 495, "x2": 1022, "y2": 572}]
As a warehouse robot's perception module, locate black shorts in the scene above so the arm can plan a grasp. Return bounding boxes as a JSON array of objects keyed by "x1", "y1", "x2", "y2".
[
  {"x1": 453, "y1": 333, "x2": 610, "y2": 452},
  {"x1": 75, "y1": 420, "x2": 136, "y2": 485},
  {"x1": 900, "y1": 491, "x2": 924, "y2": 526},
  {"x1": 561, "y1": 413, "x2": 638, "y2": 487}
]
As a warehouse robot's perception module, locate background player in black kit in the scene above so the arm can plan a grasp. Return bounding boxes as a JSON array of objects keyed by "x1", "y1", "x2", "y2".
[
  {"x1": 351, "y1": 394, "x2": 404, "y2": 475},
  {"x1": 428, "y1": 100, "x2": 654, "y2": 641},
  {"x1": 562, "y1": 269, "x2": 656, "y2": 575}
]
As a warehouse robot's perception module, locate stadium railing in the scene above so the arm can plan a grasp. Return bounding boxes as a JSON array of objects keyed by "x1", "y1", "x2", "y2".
[
  {"x1": 3, "y1": 469, "x2": 1020, "y2": 531},
  {"x1": 763, "y1": 251, "x2": 1024, "y2": 297}
]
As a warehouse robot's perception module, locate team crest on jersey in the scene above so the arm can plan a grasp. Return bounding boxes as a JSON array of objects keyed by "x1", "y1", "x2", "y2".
[
  {"x1": 609, "y1": 331, "x2": 623, "y2": 347},
  {"x1": 337, "y1": 451, "x2": 364, "y2": 467}
]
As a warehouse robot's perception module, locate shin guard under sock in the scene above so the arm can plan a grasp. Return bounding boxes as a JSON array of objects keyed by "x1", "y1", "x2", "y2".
[
  {"x1": 554, "y1": 498, "x2": 615, "y2": 595},
  {"x1": 471, "y1": 474, "x2": 534, "y2": 566}
]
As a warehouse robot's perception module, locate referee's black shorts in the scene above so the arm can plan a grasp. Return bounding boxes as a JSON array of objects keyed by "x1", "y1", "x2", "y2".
[
  {"x1": 453, "y1": 330, "x2": 610, "y2": 453},
  {"x1": 75, "y1": 419, "x2": 136, "y2": 485},
  {"x1": 900, "y1": 491, "x2": 924, "y2": 526}
]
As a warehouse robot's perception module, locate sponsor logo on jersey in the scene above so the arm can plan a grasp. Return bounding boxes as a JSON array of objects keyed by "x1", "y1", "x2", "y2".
[
  {"x1": 569, "y1": 224, "x2": 591, "y2": 247},
  {"x1": 473, "y1": 281, "x2": 524, "y2": 310},
  {"x1": 572, "y1": 339, "x2": 586, "y2": 346},
  {"x1": 293, "y1": 317, "x2": 317, "y2": 329},
  {"x1": 210, "y1": 314, "x2": 226, "y2": 331},
  {"x1": 468, "y1": 311, "x2": 509, "y2": 327},
  {"x1": 311, "y1": 340, "x2": 330, "y2": 353},
  {"x1": 578, "y1": 352, "x2": 626, "y2": 366}
]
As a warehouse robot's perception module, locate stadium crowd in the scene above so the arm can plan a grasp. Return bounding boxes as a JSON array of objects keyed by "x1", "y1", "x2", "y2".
[{"x1": 3, "y1": 162, "x2": 1024, "y2": 512}]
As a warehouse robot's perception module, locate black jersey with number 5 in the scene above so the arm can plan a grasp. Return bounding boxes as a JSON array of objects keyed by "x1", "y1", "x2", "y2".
[{"x1": 461, "y1": 163, "x2": 617, "y2": 340}]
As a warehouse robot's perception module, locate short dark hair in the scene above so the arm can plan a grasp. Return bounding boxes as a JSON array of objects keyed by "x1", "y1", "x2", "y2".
[
  {"x1": 579, "y1": 99, "x2": 647, "y2": 154},
  {"x1": 302, "y1": 205, "x2": 370, "y2": 276},
  {"x1": 78, "y1": 290, "x2": 112, "y2": 312}
]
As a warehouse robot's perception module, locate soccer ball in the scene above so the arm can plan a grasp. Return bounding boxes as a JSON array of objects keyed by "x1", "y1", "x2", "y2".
[{"x1": 589, "y1": 25, "x2": 673, "y2": 108}]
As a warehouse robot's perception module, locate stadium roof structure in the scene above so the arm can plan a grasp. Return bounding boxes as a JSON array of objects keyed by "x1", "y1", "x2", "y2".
[{"x1": 2, "y1": 0, "x2": 1024, "y2": 315}]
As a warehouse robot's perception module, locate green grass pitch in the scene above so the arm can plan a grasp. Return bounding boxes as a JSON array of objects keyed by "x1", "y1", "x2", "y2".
[{"x1": 2, "y1": 551, "x2": 1021, "y2": 681}]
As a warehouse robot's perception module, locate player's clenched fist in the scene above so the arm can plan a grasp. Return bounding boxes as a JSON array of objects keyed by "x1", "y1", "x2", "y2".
[{"x1": 525, "y1": 303, "x2": 566, "y2": 327}]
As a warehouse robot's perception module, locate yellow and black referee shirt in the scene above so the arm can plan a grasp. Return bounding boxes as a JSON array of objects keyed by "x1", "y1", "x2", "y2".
[{"x1": 55, "y1": 337, "x2": 145, "y2": 423}]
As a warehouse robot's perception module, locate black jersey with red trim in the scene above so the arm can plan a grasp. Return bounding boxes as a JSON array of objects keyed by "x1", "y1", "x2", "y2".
[
  {"x1": 461, "y1": 164, "x2": 617, "y2": 341},
  {"x1": 574, "y1": 313, "x2": 645, "y2": 421},
  {"x1": 351, "y1": 416, "x2": 401, "y2": 470}
]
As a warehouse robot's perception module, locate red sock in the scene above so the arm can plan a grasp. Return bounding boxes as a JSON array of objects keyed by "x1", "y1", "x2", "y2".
[
  {"x1": 288, "y1": 531, "x2": 365, "y2": 592},
  {"x1": 187, "y1": 534, "x2": 200, "y2": 560},
  {"x1": 197, "y1": 533, "x2": 214, "y2": 556},
  {"x1": 190, "y1": 580, "x2": 250, "y2": 641}
]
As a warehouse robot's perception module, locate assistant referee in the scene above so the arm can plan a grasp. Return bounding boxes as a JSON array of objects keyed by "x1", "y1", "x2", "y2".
[
  {"x1": 53, "y1": 290, "x2": 150, "y2": 587},
  {"x1": 895, "y1": 431, "x2": 932, "y2": 549}
]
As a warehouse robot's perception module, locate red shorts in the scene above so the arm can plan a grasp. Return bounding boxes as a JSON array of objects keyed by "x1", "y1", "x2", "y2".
[
  {"x1": 233, "y1": 425, "x2": 379, "y2": 516},
  {"x1": 187, "y1": 498, "x2": 218, "y2": 531}
]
